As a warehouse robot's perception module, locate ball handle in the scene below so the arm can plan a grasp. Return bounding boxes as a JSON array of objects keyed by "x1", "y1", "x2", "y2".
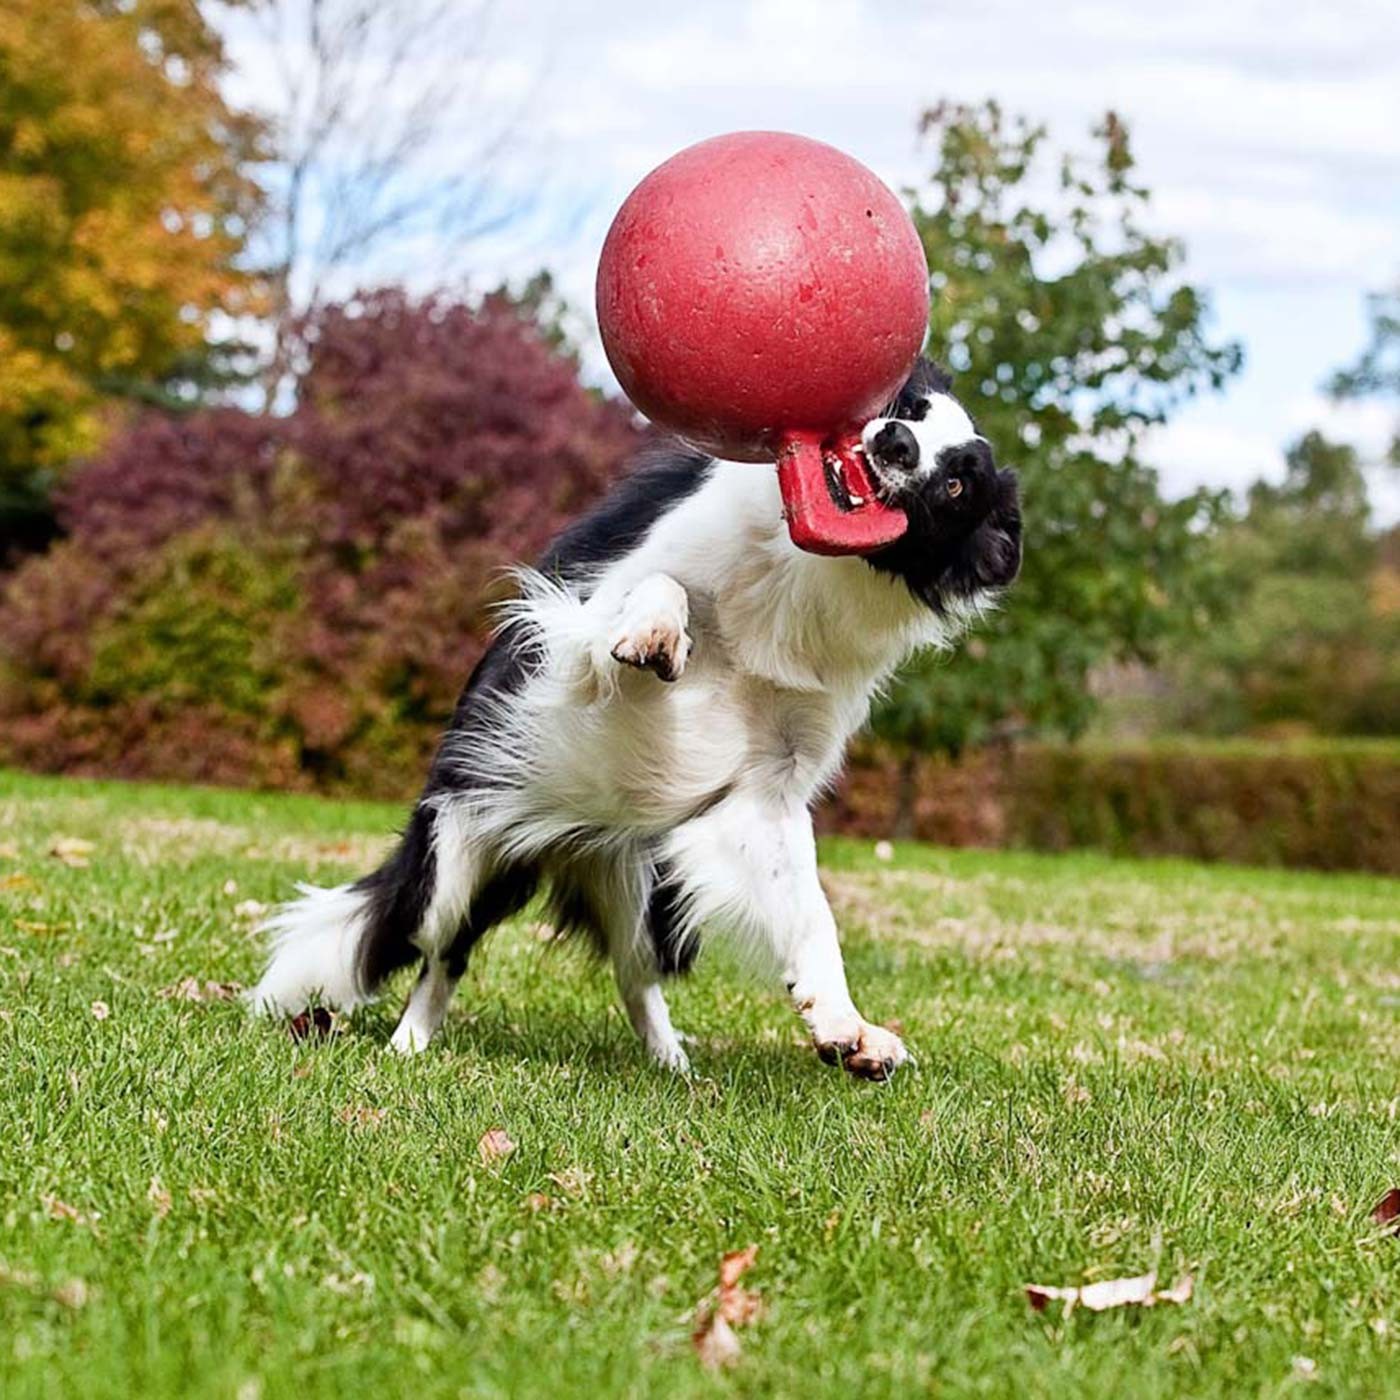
[{"x1": 775, "y1": 431, "x2": 909, "y2": 556}]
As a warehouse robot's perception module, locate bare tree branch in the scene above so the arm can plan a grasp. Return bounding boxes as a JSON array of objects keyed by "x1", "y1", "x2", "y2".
[{"x1": 238, "y1": 0, "x2": 536, "y2": 404}]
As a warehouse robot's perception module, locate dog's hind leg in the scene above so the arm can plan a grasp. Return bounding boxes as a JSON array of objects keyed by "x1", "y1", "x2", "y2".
[
  {"x1": 389, "y1": 860, "x2": 538, "y2": 1054},
  {"x1": 388, "y1": 814, "x2": 538, "y2": 1055},
  {"x1": 550, "y1": 852, "x2": 691, "y2": 1073}
]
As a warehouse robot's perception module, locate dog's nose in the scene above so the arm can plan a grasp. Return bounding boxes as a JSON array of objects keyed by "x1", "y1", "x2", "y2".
[{"x1": 869, "y1": 421, "x2": 919, "y2": 471}]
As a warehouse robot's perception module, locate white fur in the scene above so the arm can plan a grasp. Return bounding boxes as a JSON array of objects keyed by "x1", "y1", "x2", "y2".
[{"x1": 247, "y1": 882, "x2": 374, "y2": 1014}]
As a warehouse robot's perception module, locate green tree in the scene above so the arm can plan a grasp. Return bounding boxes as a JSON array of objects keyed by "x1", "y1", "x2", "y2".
[
  {"x1": 1167, "y1": 432, "x2": 1400, "y2": 736},
  {"x1": 1330, "y1": 280, "x2": 1400, "y2": 464},
  {"x1": 872, "y1": 102, "x2": 1241, "y2": 822},
  {"x1": 0, "y1": 0, "x2": 264, "y2": 549}
]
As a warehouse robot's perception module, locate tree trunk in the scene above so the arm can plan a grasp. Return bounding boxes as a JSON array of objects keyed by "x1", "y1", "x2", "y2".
[{"x1": 892, "y1": 751, "x2": 919, "y2": 840}]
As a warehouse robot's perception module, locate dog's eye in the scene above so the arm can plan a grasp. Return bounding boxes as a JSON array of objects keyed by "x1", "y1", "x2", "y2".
[{"x1": 946, "y1": 478, "x2": 964, "y2": 499}]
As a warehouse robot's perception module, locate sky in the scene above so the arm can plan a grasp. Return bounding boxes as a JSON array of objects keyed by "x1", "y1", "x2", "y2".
[{"x1": 219, "y1": 0, "x2": 1400, "y2": 519}]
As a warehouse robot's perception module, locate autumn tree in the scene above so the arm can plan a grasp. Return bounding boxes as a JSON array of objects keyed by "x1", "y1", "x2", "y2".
[
  {"x1": 872, "y1": 102, "x2": 1241, "y2": 820},
  {"x1": 0, "y1": 0, "x2": 264, "y2": 549}
]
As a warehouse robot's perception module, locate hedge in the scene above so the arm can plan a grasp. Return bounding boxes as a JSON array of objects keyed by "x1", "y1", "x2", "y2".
[{"x1": 819, "y1": 739, "x2": 1400, "y2": 874}]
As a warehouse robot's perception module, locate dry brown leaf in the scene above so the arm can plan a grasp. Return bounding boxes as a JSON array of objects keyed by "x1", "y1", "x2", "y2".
[
  {"x1": 49, "y1": 836, "x2": 95, "y2": 868},
  {"x1": 147, "y1": 1177, "x2": 172, "y2": 1219},
  {"x1": 478, "y1": 1128, "x2": 516, "y2": 1163},
  {"x1": 52, "y1": 1278, "x2": 90, "y2": 1309},
  {"x1": 42, "y1": 1195, "x2": 95, "y2": 1227},
  {"x1": 693, "y1": 1246, "x2": 762, "y2": 1370},
  {"x1": 337, "y1": 1103, "x2": 387, "y2": 1130},
  {"x1": 158, "y1": 978, "x2": 242, "y2": 1003},
  {"x1": 525, "y1": 1192, "x2": 553, "y2": 1213},
  {"x1": 693, "y1": 1312, "x2": 743, "y2": 1370},
  {"x1": 548, "y1": 1166, "x2": 593, "y2": 1197},
  {"x1": 1371, "y1": 1189, "x2": 1400, "y2": 1231},
  {"x1": 718, "y1": 1245, "x2": 757, "y2": 1290},
  {"x1": 0, "y1": 872, "x2": 35, "y2": 892},
  {"x1": 1025, "y1": 1270, "x2": 1193, "y2": 1316}
]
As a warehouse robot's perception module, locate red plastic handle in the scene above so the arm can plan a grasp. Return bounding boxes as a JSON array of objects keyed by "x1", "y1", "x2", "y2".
[{"x1": 775, "y1": 431, "x2": 908, "y2": 556}]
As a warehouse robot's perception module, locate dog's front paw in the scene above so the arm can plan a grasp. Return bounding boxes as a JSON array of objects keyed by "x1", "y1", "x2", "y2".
[
  {"x1": 815, "y1": 1020, "x2": 909, "y2": 1082},
  {"x1": 610, "y1": 618, "x2": 690, "y2": 682},
  {"x1": 609, "y1": 576, "x2": 691, "y2": 682}
]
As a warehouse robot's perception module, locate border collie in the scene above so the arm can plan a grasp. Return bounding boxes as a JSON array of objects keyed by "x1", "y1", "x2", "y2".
[{"x1": 249, "y1": 358, "x2": 1021, "y2": 1080}]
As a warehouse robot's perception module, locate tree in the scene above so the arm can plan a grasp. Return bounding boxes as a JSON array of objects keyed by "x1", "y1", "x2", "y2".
[
  {"x1": 1330, "y1": 280, "x2": 1400, "y2": 465},
  {"x1": 0, "y1": 288, "x2": 641, "y2": 795},
  {"x1": 240, "y1": 0, "x2": 530, "y2": 402},
  {"x1": 1166, "y1": 432, "x2": 1400, "y2": 736},
  {"x1": 871, "y1": 102, "x2": 1241, "y2": 824},
  {"x1": 0, "y1": 0, "x2": 265, "y2": 550}
]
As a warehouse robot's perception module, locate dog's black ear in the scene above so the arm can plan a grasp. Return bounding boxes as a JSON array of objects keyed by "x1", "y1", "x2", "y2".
[
  {"x1": 892, "y1": 357, "x2": 954, "y2": 420},
  {"x1": 965, "y1": 469, "x2": 1023, "y2": 589}
]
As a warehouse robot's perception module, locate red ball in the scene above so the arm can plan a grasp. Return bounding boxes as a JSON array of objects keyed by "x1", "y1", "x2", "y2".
[{"x1": 596, "y1": 131, "x2": 930, "y2": 462}]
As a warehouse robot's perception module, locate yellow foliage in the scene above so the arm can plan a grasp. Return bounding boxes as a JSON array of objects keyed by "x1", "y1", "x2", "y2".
[{"x1": 0, "y1": 0, "x2": 264, "y2": 486}]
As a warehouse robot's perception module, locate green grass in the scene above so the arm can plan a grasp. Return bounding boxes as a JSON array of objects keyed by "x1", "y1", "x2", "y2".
[{"x1": 2, "y1": 769, "x2": 1399, "y2": 1399}]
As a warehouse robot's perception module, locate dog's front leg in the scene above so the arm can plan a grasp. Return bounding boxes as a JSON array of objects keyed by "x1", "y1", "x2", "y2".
[{"x1": 666, "y1": 794, "x2": 909, "y2": 1081}]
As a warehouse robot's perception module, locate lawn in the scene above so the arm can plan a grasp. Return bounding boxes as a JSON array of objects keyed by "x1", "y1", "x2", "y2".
[{"x1": 1, "y1": 769, "x2": 1398, "y2": 1398}]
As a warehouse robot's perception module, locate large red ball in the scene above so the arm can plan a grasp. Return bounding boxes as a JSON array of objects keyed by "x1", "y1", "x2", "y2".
[{"x1": 596, "y1": 131, "x2": 930, "y2": 461}]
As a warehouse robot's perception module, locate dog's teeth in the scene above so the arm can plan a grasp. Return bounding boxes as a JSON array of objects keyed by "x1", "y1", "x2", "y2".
[{"x1": 848, "y1": 494, "x2": 865, "y2": 506}]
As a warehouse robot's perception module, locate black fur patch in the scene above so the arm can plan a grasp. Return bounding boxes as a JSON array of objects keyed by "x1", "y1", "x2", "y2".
[
  {"x1": 354, "y1": 803, "x2": 438, "y2": 991},
  {"x1": 646, "y1": 855, "x2": 696, "y2": 977},
  {"x1": 539, "y1": 446, "x2": 714, "y2": 588},
  {"x1": 440, "y1": 863, "x2": 540, "y2": 977}
]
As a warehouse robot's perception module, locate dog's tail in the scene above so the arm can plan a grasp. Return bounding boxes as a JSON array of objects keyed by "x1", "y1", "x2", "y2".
[{"x1": 247, "y1": 807, "x2": 434, "y2": 1016}]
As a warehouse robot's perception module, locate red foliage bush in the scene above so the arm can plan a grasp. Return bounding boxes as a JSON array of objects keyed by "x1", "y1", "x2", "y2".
[{"x1": 0, "y1": 289, "x2": 643, "y2": 795}]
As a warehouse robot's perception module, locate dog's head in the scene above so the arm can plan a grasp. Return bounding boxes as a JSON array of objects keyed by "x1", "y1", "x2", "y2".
[{"x1": 858, "y1": 358, "x2": 1021, "y2": 611}]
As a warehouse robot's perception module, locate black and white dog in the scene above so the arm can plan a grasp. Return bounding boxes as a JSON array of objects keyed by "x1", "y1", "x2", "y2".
[{"x1": 250, "y1": 359, "x2": 1021, "y2": 1080}]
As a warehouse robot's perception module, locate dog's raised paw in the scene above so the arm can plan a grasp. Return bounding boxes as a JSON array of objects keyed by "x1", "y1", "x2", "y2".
[{"x1": 610, "y1": 619, "x2": 691, "y2": 682}]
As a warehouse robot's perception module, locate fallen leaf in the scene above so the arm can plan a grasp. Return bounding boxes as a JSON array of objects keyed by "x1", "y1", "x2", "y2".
[
  {"x1": 718, "y1": 1245, "x2": 757, "y2": 1292},
  {"x1": 158, "y1": 978, "x2": 242, "y2": 1003},
  {"x1": 147, "y1": 1177, "x2": 172, "y2": 1219},
  {"x1": 1371, "y1": 1189, "x2": 1400, "y2": 1231},
  {"x1": 547, "y1": 1166, "x2": 593, "y2": 1197},
  {"x1": 41, "y1": 1195, "x2": 95, "y2": 1227},
  {"x1": 1025, "y1": 1270, "x2": 1193, "y2": 1316},
  {"x1": 525, "y1": 1192, "x2": 553, "y2": 1213},
  {"x1": 287, "y1": 1007, "x2": 337, "y2": 1041},
  {"x1": 0, "y1": 872, "x2": 35, "y2": 892},
  {"x1": 0, "y1": 1262, "x2": 39, "y2": 1288},
  {"x1": 49, "y1": 836, "x2": 95, "y2": 868},
  {"x1": 337, "y1": 1103, "x2": 387, "y2": 1130},
  {"x1": 693, "y1": 1312, "x2": 743, "y2": 1370},
  {"x1": 478, "y1": 1128, "x2": 516, "y2": 1163},
  {"x1": 693, "y1": 1246, "x2": 762, "y2": 1370},
  {"x1": 600, "y1": 1241, "x2": 638, "y2": 1276},
  {"x1": 52, "y1": 1278, "x2": 89, "y2": 1309}
]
